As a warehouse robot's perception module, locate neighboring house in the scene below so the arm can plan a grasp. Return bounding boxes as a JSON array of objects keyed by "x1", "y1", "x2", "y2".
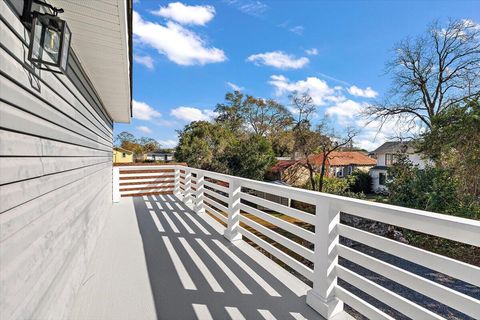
[
  {"x1": 267, "y1": 159, "x2": 309, "y2": 187},
  {"x1": 145, "y1": 150, "x2": 175, "y2": 162},
  {"x1": 113, "y1": 148, "x2": 134, "y2": 163},
  {"x1": 0, "y1": 1, "x2": 132, "y2": 318},
  {"x1": 369, "y1": 141, "x2": 429, "y2": 192},
  {"x1": 267, "y1": 151, "x2": 376, "y2": 187},
  {"x1": 309, "y1": 151, "x2": 376, "y2": 178}
]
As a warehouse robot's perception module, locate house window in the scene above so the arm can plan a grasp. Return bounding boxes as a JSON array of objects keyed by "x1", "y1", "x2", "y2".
[
  {"x1": 337, "y1": 168, "x2": 343, "y2": 177},
  {"x1": 385, "y1": 153, "x2": 396, "y2": 166},
  {"x1": 122, "y1": 153, "x2": 126, "y2": 158},
  {"x1": 379, "y1": 172, "x2": 386, "y2": 185}
]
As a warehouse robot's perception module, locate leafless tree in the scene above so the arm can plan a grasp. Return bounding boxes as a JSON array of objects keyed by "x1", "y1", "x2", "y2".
[
  {"x1": 290, "y1": 92, "x2": 357, "y2": 191},
  {"x1": 289, "y1": 90, "x2": 316, "y2": 127},
  {"x1": 365, "y1": 19, "x2": 480, "y2": 130}
]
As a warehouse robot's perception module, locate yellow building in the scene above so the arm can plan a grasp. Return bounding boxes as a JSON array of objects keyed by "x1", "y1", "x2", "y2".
[{"x1": 113, "y1": 148, "x2": 134, "y2": 163}]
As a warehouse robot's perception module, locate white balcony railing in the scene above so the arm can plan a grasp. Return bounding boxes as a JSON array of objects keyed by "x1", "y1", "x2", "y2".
[{"x1": 113, "y1": 164, "x2": 480, "y2": 320}]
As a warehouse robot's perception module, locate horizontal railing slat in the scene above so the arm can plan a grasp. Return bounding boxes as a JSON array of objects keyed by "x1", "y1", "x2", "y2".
[
  {"x1": 239, "y1": 203, "x2": 315, "y2": 243},
  {"x1": 239, "y1": 226, "x2": 313, "y2": 281},
  {"x1": 338, "y1": 245, "x2": 480, "y2": 319},
  {"x1": 240, "y1": 192, "x2": 315, "y2": 225},
  {"x1": 119, "y1": 183, "x2": 174, "y2": 190},
  {"x1": 203, "y1": 202, "x2": 227, "y2": 223},
  {"x1": 338, "y1": 224, "x2": 480, "y2": 287},
  {"x1": 203, "y1": 188, "x2": 229, "y2": 204},
  {"x1": 333, "y1": 199, "x2": 480, "y2": 247},
  {"x1": 335, "y1": 286, "x2": 395, "y2": 320},
  {"x1": 203, "y1": 195, "x2": 229, "y2": 213},
  {"x1": 119, "y1": 178, "x2": 175, "y2": 184},
  {"x1": 337, "y1": 265, "x2": 443, "y2": 320},
  {"x1": 120, "y1": 188, "x2": 174, "y2": 196},
  {"x1": 204, "y1": 180, "x2": 229, "y2": 194},
  {"x1": 239, "y1": 215, "x2": 314, "y2": 262}
]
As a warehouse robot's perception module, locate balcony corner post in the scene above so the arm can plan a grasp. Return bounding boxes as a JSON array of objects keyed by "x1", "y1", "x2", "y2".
[
  {"x1": 113, "y1": 167, "x2": 120, "y2": 203},
  {"x1": 184, "y1": 168, "x2": 193, "y2": 205},
  {"x1": 306, "y1": 197, "x2": 343, "y2": 319},
  {"x1": 194, "y1": 171, "x2": 205, "y2": 214},
  {"x1": 224, "y1": 179, "x2": 242, "y2": 242}
]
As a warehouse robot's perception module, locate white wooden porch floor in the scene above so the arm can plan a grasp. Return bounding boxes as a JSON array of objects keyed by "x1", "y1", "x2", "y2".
[{"x1": 71, "y1": 195, "x2": 351, "y2": 320}]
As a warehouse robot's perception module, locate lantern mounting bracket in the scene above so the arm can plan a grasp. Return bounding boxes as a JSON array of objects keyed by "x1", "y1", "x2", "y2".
[{"x1": 22, "y1": 0, "x2": 65, "y2": 23}]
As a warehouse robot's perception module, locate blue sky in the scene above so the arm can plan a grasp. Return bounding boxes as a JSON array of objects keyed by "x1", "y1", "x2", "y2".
[{"x1": 115, "y1": 0, "x2": 480, "y2": 151}]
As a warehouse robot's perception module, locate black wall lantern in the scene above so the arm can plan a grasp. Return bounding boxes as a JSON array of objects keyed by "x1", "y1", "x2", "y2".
[{"x1": 22, "y1": 0, "x2": 71, "y2": 74}]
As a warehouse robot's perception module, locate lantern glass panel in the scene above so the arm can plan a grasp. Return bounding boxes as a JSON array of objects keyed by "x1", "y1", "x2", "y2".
[
  {"x1": 59, "y1": 25, "x2": 71, "y2": 71},
  {"x1": 29, "y1": 13, "x2": 70, "y2": 72},
  {"x1": 30, "y1": 16, "x2": 44, "y2": 62}
]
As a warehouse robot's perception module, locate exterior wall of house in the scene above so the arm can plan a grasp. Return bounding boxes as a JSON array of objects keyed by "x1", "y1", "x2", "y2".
[
  {"x1": 370, "y1": 149, "x2": 430, "y2": 192},
  {"x1": 113, "y1": 150, "x2": 133, "y2": 163},
  {"x1": 282, "y1": 164, "x2": 310, "y2": 187},
  {"x1": 0, "y1": 2, "x2": 114, "y2": 319},
  {"x1": 370, "y1": 168, "x2": 389, "y2": 192}
]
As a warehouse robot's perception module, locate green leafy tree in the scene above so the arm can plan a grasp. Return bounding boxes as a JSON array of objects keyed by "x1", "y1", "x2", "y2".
[
  {"x1": 138, "y1": 137, "x2": 161, "y2": 154},
  {"x1": 349, "y1": 170, "x2": 373, "y2": 194},
  {"x1": 174, "y1": 121, "x2": 235, "y2": 172},
  {"x1": 420, "y1": 99, "x2": 480, "y2": 196},
  {"x1": 387, "y1": 156, "x2": 479, "y2": 219},
  {"x1": 214, "y1": 91, "x2": 247, "y2": 134},
  {"x1": 222, "y1": 135, "x2": 276, "y2": 180}
]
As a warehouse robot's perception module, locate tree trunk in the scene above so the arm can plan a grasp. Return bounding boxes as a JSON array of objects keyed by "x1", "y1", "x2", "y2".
[{"x1": 318, "y1": 157, "x2": 327, "y2": 192}]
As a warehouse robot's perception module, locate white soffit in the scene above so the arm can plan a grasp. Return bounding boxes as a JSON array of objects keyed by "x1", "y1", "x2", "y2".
[{"x1": 49, "y1": 0, "x2": 132, "y2": 123}]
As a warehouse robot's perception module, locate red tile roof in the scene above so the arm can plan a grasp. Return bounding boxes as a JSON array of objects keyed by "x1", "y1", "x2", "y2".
[
  {"x1": 270, "y1": 160, "x2": 300, "y2": 172},
  {"x1": 308, "y1": 151, "x2": 376, "y2": 166}
]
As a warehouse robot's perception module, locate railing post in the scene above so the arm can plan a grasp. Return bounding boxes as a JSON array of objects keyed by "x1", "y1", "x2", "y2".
[
  {"x1": 113, "y1": 167, "x2": 120, "y2": 203},
  {"x1": 306, "y1": 197, "x2": 343, "y2": 319},
  {"x1": 174, "y1": 166, "x2": 181, "y2": 196},
  {"x1": 184, "y1": 168, "x2": 193, "y2": 204},
  {"x1": 224, "y1": 179, "x2": 242, "y2": 242},
  {"x1": 194, "y1": 171, "x2": 205, "y2": 214}
]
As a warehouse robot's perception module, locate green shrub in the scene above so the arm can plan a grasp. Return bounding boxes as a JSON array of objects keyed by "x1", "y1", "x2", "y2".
[{"x1": 348, "y1": 170, "x2": 372, "y2": 194}]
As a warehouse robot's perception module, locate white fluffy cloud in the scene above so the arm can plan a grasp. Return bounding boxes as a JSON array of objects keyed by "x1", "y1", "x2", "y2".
[
  {"x1": 269, "y1": 75, "x2": 343, "y2": 106},
  {"x1": 305, "y1": 48, "x2": 318, "y2": 55},
  {"x1": 170, "y1": 106, "x2": 218, "y2": 122},
  {"x1": 133, "y1": 11, "x2": 226, "y2": 66},
  {"x1": 136, "y1": 126, "x2": 152, "y2": 134},
  {"x1": 347, "y1": 85, "x2": 378, "y2": 98},
  {"x1": 152, "y1": 2, "x2": 215, "y2": 26},
  {"x1": 226, "y1": 82, "x2": 244, "y2": 91},
  {"x1": 133, "y1": 54, "x2": 154, "y2": 69},
  {"x1": 132, "y1": 100, "x2": 161, "y2": 120},
  {"x1": 325, "y1": 100, "x2": 364, "y2": 125},
  {"x1": 247, "y1": 51, "x2": 309, "y2": 69}
]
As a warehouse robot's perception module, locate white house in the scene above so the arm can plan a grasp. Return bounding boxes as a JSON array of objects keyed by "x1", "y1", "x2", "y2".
[
  {"x1": 0, "y1": 0, "x2": 132, "y2": 318},
  {"x1": 145, "y1": 150, "x2": 175, "y2": 162},
  {"x1": 369, "y1": 141, "x2": 429, "y2": 192}
]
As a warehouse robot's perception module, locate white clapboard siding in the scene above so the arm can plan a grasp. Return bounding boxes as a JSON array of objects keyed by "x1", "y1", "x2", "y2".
[
  {"x1": 0, "y1": 8, "x2": 112, "y2": 138},
  {"x1": 0, "y1": 156, "x2": 111, "y2": 185},
  {"x1": 0, "y1": 2, "x2": 115, "y2": 319}
]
